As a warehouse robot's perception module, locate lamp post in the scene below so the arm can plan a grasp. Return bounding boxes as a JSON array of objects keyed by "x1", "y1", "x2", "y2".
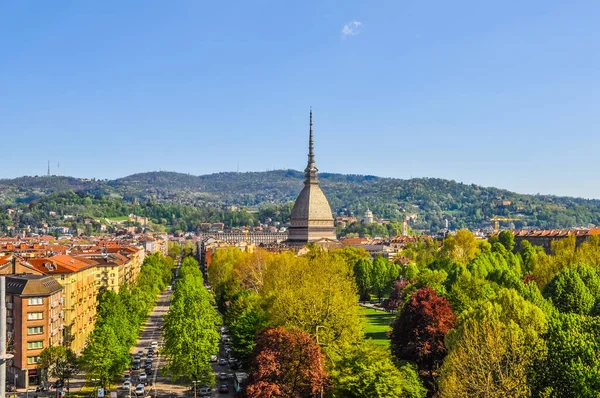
[{"x1": 191, "y1": 380, "x2": 201, "y2": 398}]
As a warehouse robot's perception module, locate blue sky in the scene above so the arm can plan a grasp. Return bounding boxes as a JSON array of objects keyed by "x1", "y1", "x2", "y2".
[{"x1": 1, "y1": 1, "x2": 599, "y2": 198}]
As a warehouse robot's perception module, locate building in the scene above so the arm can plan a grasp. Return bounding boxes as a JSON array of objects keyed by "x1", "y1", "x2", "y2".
[
  {"x1": 6, "y1": 274, "x2": 64, "y2": 388},
  {"x1": 511, "y1": 229, "x2": 600, "y2": 253},
  {"x1": 362, "y1": 209, "x2": 374, "y2": 224},
  {"x1": 27, "y1": 256, "x2": 98, "y2": 354},
  {"x1": 287, "y1": 110, "x2": 337, "y2": 244}
]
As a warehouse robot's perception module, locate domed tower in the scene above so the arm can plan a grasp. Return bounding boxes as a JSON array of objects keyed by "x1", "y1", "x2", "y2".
[{"x1": 287, "y1": 110, "x2": 337, "y2": 244}]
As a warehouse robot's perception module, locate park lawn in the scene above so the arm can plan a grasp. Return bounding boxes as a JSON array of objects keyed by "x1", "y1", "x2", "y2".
[{"x1": 360, "y1": 306, "x2": 394, "y2": 346}]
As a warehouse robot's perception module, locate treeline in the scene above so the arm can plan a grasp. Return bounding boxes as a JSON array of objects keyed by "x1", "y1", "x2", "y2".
[
  {"x1": 80, "y1": 253, "x2": 173, "y2": 386},
  {"x1": 208, "y1": 247, "x2": 427, "y2": 398},
  {"x1": 162, "y1": 256, "x2": 220, "y2": 385}
]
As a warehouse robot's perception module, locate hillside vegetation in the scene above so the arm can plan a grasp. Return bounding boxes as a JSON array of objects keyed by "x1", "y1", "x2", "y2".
[{"x1": 2, "y1": 170, "x2": 600, "y2": 231}]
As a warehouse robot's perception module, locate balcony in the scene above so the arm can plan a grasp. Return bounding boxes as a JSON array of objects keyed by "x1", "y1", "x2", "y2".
[
  {"x1": 6, "y1": 303, "x2": 13, "y2": 310},
  {"x1": 6, "y1": 317, "x2": 12, "y2": 324}
]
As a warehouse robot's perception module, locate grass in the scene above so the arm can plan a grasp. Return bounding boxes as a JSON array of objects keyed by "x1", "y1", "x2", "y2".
[
  {"x1": 105, "y1": 216, "x2": 129, "y2": 221},
  {"x1": 360, "y1": 306, "x2": 394, "y2": 346}
]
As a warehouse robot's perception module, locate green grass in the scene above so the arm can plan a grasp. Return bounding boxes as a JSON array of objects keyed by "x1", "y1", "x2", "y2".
[
  {"x1": 360, "y1": 306, "x2": 394, "y2": 346},
  {"x1": 105, "y1": 216, "x2": 129, "y2": 221}
]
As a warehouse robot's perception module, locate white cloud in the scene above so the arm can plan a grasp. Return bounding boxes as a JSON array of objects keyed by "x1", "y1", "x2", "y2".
[{"x1": 341, "y1": 21, "x2": 362, "y2": 38}]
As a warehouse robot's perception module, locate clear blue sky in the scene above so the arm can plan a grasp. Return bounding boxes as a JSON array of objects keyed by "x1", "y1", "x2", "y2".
[{"x1": 1, "y1": 1, "x2": 599, "y2": 198}]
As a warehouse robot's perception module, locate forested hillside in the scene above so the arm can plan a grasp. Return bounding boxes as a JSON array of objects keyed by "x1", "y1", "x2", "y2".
[{"x1": 2, "y1": 170, "x2": 600, "y2": 231}]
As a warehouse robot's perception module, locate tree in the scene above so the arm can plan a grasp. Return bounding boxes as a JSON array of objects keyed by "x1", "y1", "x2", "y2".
[
  {"x1": 543, "y1": 267, "x2": 595, "y2": 314},
  {"x1": 245, "y1": 327, "x2": 327, "y2": 398},
  {"x1": 372, "y1": 256, "x2": 390, "y2": 302},
  {"x1": 390, "y1": 286, "x2": 456, "y2": 390},
  {"x1": 80, "y1": 323, "x2": 129, "y2": 387},
  {"x1": 440, "y1": 289, "x2": 548, "y2": 398},
  {"x1": 354, "y1": 258, "x2": 373, "y2": 302},
  {"x1": 163, "y1": 257, "x2": 221, "y2": 385},
  {"x1": 382, "y1": 280, "x2": 408, "y2": 312},
  {"x1": 38, "y1": 346, "x2": 78, "y2": 386},
  {"x1": 328, "y1": 341, "x2": 426, "y2": 398},
  {"x1": 261, "y1": 252, "x2": 363, "y2": 348},
  {"x1": 439, "y1": 230, "x2": 480, "y2": 266},
  {"x1": 498, "y1": 230, "x2": 516, "y2": 252}
]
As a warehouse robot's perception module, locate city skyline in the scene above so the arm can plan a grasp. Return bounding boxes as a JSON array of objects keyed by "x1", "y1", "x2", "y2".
[{"x1": 1, "y1": 1, "x2": 599, "y2": 198}]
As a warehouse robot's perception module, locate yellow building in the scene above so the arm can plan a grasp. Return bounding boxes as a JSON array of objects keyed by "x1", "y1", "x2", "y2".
[{"x1": 28, "y1": 255, "x2": 98, "y2": 354}]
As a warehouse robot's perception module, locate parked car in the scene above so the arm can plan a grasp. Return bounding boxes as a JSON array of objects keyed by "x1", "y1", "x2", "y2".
[
  {"x1": 137, "y1": 350, "x2": 144, "y2": 357},
  {"x1": 132, "y1": 360, "x2": 141, "y2": 370},
  {"x1": 122, "y1": 381, "x2": 132, "y2": 390},
  {"x1": 123, "y1": 374, "x2": 131, "y2": 381},
  {"x1": 134, "y1": 384, "x2": 145, "y2": 396},
  {"x1": 219, "y1": 358, "x2": 227, "y2": 366},
  {"x1": 139, "y1": 372, "x2": 147, "y2": 382},
  {"x1": 197, "y1": 386, "x2": 211, "y2": 397},
  {"x1": 219, "y1": 385, "x2": 229, "y2": 393},
  {"x1": 150, "y1": 341, "x2": 158, "y2": 349},
  {"x1": 219, "y1": 372, "x2": 228, "y2": 380}
]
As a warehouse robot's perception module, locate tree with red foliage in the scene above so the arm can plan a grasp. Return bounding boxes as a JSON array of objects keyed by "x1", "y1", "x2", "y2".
[
  {"x1": 245, "y1": 327, "x2": 327, "y2": 398},
  {"x1": 390, "y1": 286, "x2": 456, "y2": 388},
  {"x1": 382, "y1": 279, "x2": 408, "y2": 312}
]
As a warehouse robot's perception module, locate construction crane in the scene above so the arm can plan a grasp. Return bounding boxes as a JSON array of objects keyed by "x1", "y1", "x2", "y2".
[{"x1": 490, "y1": 216, "x2": 521, "y2": 234}]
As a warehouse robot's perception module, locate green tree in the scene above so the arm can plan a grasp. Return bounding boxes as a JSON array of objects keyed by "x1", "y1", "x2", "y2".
[
  {"x1": 328, "y1": 341, "x2": 426, "y2": 398},
  {"x1": 372, "y1": 256, "x2": 390, "y2": 302},
  {"x1": 354, "y1": 258, "x2": 373, "y2": 302},
  {"x1": 498, "y1": 230, "x2": 516, "y2": 252},
  {"x1": 543, "y1": 268, "x2": 595, "y2": 314},
  {"x1": 38, "y1": 346, "x2": 78, "y2": 387}
]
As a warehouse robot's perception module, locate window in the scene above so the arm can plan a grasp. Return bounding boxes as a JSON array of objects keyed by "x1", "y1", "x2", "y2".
[
  {"x1": 96, "y1": 274, "x2": 100, "y2": 278},
  {"x1": 28, "y1": 326, "x2": 43, "y2": 335},
  {"x1": 110, "y1": 273, "x2": 115, "y2": 277},
  {"x1": 27, "y1": 356, "x2": 41, "y2": 364},
  {"x1": 27, "y1": 341, "x2": 43, "y2": 350},
  {"x1": 28, "y1": 297, "x2": 43, "y2": 305},
  {"x1": 27, "y1": 312, "x2": 43, "y2": 320}
]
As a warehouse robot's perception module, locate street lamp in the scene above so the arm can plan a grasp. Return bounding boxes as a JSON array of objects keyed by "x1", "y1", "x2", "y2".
[{"x1": 191, "y1": 380, "x2": 201, "y2": 398}]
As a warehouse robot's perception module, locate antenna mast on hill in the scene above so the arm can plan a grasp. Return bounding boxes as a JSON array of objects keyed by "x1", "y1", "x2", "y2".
[{"x1": 47, "y1": 160, "x2": 50, "y2": 176}]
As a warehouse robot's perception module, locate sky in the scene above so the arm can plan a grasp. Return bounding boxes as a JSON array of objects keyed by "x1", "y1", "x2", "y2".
[{"x1": 1, "y1": 1, "x2": 599, "y2": 198}]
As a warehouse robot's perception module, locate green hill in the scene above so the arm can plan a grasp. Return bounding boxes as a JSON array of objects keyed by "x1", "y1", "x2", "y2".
[{"x1": 2, "y1": 170, "x2": 600, "y2": 231}]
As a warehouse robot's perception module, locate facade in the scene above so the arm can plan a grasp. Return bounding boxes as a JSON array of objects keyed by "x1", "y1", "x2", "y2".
[
  {"x1": 27, "y1": 256, "x2": 98, "y2": 354},
  {"x1": 6, "y1": 274, "x2": 64, "y2": 388},
  {"x1": 362, "y1": 209, "x2": 374, "y2": 224},
  {"x1": 511, "y1": 228, "x2": 600, "y2": 253},
  {"x1": 287, "y1": 111, "x2": 337, "y2": 244}
]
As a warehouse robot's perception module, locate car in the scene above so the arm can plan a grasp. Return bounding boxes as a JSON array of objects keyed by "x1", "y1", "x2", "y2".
[
  {"x1": 145, "y1": 359, "x2": 152, "y2": 366},
  {"x1": 123, "y1": 374, "x2": 131, "y2": 381},
  {"x1": 197, "y1": 386, "x2": 211, "y2": 397},
  {"x1": 219, "y1": 385, "x2": 229, "y2": 393},
  {"x1": 219, "y1": 358, "x2": 227, "y2": 366},
  {"x1": 137, "y1": 350, "x2": 144, "y2": 357},
  {"x1": 132, "y1": 360, "x2": 141, "y2": 370},
  {"x1": 219, "y1": 372, "x2": 228, "y2": 380},
  {"x1": 122, "y1": 381, "x2": 132, "y2": 390},
  {"x1": 145, "y1": 368, "x2": 153, "y2": 376},
  {"x1": 139, "y1": 372, "x2": 147, "y2": 382},
  {"x1": 134, "y1": 384, "x2": 145, "y2": 396},
  {"x1": 209, "y1": 355, "x2": 218, "y2": 362},
  {"x1": 133, "y1": 355, "x2": 141, "y2": 361},
  {"x1": 150, "y1": 341, "x2": 158, "y2": 349}
]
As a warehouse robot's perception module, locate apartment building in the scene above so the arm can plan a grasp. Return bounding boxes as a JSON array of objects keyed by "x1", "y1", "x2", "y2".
[
  {"x1": 28, "y1": 256, "x2": 98, "y2": 354},
  {"x1": 5, "y1": 274, "x2": 64, "y2": 388}
]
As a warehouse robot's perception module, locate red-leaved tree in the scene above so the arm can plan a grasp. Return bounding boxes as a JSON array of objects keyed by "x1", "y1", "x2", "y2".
[
  {"x1": 390, "y1": 286, "x2": 456, "y2": 387},
  {"x1": 244, "y1": 327, "x2": 327, "y2": 398}
]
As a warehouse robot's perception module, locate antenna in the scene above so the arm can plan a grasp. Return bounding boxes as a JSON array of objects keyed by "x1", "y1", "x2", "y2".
[{"x1": 47, "y1": 160, "x2": 50, "y2": 176}]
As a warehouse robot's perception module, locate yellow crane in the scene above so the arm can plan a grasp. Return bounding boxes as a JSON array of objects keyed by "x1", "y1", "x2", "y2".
[{"x1": 490, "y1": 216, "x2": 521, "y2": 234}]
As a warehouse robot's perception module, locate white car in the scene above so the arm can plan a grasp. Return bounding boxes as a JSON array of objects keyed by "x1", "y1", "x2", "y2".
[
  {"x1": 219, "y1": 372, "x2": 228, "y2": 380},
  {"x1": 151, "y1": 341, "x2": 158, "y2": 349},
  {"x1": 134, "y1": 384, "x2": 145, "y2": 396},
  {"x1": 139, "y1": 372, "x2": 147, "y2": 382},
  {"x1": 122, "y1": 380, "x2": 132, "y2": 390},
  {"x1": 198, "y1": 387, "x2": 211, "y2": 396}
]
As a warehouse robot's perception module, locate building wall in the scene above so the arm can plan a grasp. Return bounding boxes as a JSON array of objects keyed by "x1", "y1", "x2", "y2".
[
  {"x1": 7, "y1": 290, "x2": 64, "y2": 388},
  {"x1": 54, "y1": 267, "x2": 98, "y2": 354}
]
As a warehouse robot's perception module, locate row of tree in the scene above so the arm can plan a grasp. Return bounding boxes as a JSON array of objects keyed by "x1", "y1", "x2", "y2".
[
  {"x1": 78, "y1": 253, "x2": 173, "y2": 386},
  {"x1": 208, "y1": 247, "x2": 427, "y2": 398},
  {"x1": 162, "y1": 256, "x2": 220, "y2": 386}
]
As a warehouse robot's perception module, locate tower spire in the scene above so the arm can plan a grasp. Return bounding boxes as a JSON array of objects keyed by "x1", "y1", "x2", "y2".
[{"x1": 304, "y1": 107, "x2": 318, "y2": 183}]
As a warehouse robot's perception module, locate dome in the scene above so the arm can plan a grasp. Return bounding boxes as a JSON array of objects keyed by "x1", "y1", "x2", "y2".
[{"x1": 290, "y1": 183, "x2": 334, "y2": 224}]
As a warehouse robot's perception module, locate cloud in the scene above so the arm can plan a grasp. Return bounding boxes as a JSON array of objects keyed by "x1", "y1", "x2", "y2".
[{"x1": 341, "y1": 21, "x2": 362, "y2": 38}]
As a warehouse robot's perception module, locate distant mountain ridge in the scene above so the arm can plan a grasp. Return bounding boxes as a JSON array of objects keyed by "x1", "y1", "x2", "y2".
[{"x1": 2, "y1": 170, "x2": 600, "y2": 230}]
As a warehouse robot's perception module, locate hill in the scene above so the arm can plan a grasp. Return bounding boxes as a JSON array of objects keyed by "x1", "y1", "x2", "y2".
[{"x1": 2, "y1": 171, "x2": 600, "y2": 231}]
